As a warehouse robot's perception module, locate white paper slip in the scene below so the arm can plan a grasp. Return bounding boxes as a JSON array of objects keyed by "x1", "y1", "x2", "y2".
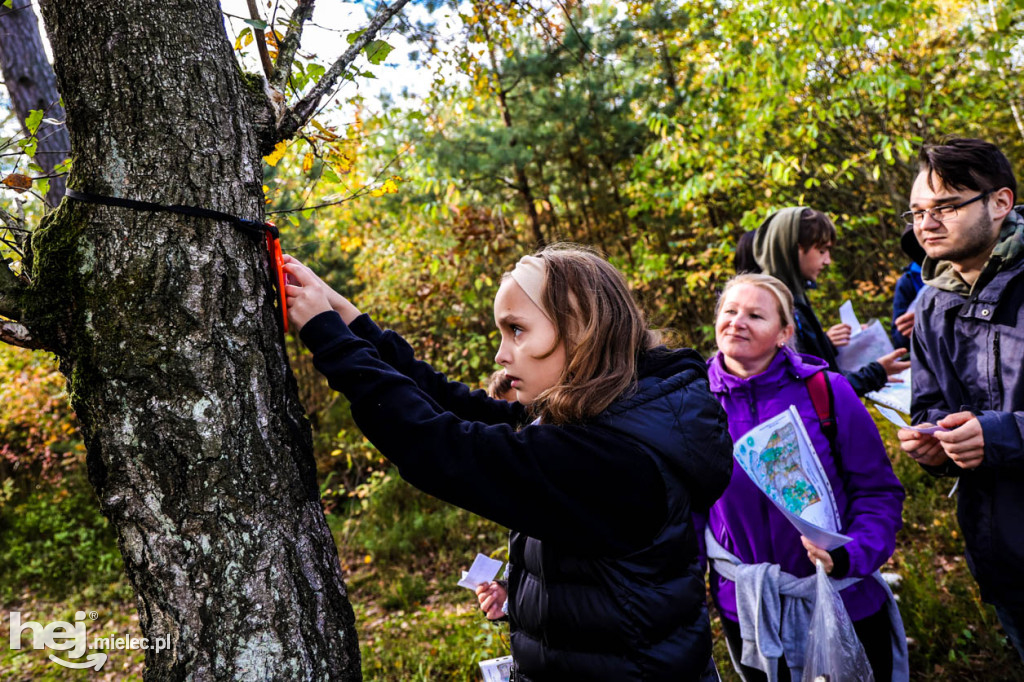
[
  {"x1": 839, "y1": 300, "x2": 860, "y2": 332},
  {"x1": 479, "y1": 655, "x2": 513, "y2": 682},
  {"x1": 874, "y1": 404, "x2": 948, "y2": 434},
  {"x1": 457, "y1": 553, "x2": 503, "y2": 590},
  {"x1": 866, "y1": 368, "x2": 912, "y2": 414},
  {"x1": 778, "y1": 504, "x2": 852, "y2": 551},
  {"x1": 835, "y1": 319, "x2": 894, "y2": 374}
]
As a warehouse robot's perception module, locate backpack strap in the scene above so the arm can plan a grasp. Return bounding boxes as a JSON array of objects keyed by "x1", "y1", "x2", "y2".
[{"x1": 806, "y1": 370, "x2": 841, "y2": 478}]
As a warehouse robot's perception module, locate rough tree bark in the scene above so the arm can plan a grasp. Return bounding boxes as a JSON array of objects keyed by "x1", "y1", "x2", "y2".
[
  {"x1": 0, "y1": 0, "x2": 404, "y2": 678},
  {"x1": 0, "y1": 0, "x2": 69, "y2": 207}
]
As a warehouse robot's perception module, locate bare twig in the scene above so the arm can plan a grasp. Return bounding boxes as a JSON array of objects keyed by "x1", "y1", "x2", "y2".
[
  {"x1": 270, "y1": 0, "x2": 316, "y2": 93},
  {"x1": 246, "y1": 0, "x2": 275, "y2": 81},
  {"x1": 277, "y1": 0, "x2": 411, "y2": 140}
]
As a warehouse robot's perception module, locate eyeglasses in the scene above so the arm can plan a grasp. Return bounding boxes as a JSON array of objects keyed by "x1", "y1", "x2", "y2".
[{"x1": 901, "y1": 190, "x2": 992, "y2": 227}]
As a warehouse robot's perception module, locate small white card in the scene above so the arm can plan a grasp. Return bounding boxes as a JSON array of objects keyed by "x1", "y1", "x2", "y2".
[
  {"x1": 839, "y1": 300, "x2": 860, "y2": 332},
  {"x1": 874, "y1": 404, "x2": 948, "y2": 434},
  {"x1": 479, "y1": 655, "x2": 513, "y2": 682},
  {"x1": 457, "y1": 553, "x2": 503, "y2": 590}
]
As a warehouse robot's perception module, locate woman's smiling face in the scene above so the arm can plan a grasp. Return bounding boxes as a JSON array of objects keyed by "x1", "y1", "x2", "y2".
[
  {"x1": 715, "y1": 283, "x2": 792, "y2": 376},
  {"x1": 493, "y1": 278, "x2": 567, "y2": 405}
]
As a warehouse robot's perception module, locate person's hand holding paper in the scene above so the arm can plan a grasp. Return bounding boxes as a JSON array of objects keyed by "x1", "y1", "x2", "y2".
[{"x1": 834, "y1": 300, "x2": 909, "y2": 379}]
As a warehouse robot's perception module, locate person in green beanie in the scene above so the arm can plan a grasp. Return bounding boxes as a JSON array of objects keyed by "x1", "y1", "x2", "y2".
[{"x1": 752, "y1": 207, "x2": 909, "y2": 396}]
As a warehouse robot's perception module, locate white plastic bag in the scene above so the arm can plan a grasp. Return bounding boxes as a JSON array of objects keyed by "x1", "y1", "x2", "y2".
[{"x1": 800, "y1": 561, "x2": 874, "y2": 682}]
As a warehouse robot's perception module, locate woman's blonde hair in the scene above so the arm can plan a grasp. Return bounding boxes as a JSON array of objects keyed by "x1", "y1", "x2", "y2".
[
  {"x1": 716, "y1": 273, "x2": 796, "y2": 331},
  {"x1": 510, "y1": 243, "x2": 661, "y2": 424}
]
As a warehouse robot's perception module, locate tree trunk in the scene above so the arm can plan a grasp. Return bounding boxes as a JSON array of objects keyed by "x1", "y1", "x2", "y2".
[
  {"x1": 0, "y1": 0, "x2": 69, "y2": 207},
  {"x1": 478, "y1": 12, "x2": 545, "y2": 247},
  {"x1": 29, "y1": 1, "x2": 360, "y2": 679}
]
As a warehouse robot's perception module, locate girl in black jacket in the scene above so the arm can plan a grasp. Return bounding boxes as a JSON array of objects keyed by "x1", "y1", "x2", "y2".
[{"x1": 283, "y1": 244, "x2": 733, "y2": 681}]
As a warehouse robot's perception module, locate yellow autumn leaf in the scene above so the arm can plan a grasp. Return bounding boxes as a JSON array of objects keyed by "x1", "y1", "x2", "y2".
[
  {"x1": 263, "y1": 140, "x2": 288, "y2": 166},
  {"x1": 312, "y1": 119, "x2": 339, "y2": 141},
  {"x1": 265, "y1": 29, "x2": 284, "y2": 47},
  {"x1": 302, "y1": 152, "x2": 314, "y2": 173},
  {"x1": 369, "y1": 178, "x2": 399, "y2": 198},
  {"x1": 339, "y1": 235, "x2": 363, "y2": 252},
  {"x1": 234, "y1": 31, "x2": 254, "y2": 51}
]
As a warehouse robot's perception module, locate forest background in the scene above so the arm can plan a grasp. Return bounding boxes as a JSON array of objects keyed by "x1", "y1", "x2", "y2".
[{"x1": 2, "y1": 0, "x2": 1024, "y2": 679}]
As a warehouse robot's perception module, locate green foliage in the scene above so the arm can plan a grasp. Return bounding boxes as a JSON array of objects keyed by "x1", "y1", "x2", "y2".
[
  {"x1": 335, "y1": 469, "x2": 506, "y2": 569},
  {"x1": 357, "y1": 601, "x2": 509, "y2": 681},
  {"x1": 0, "y1": 346, "x2": 83, "y2": 494},
  {"x1": 0, "y1": 471, "x2": 127, "y2": 604}
]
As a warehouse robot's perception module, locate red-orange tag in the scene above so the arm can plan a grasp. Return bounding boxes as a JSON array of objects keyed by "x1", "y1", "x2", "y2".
[{"x1": 265, "y1": 229, "x2": 288, "y2": 333}]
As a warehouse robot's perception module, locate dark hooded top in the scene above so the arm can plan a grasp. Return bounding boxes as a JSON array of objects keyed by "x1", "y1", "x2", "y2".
[
  {"x1": 752, "y1": 207, "x2": 888, "y2": 396},
  {"x1": 299, "y1": 311, "x2": 734, "y2": 680},
  {"x1": 911, "y1": 206, "x2": 1024, "y2": 607}
]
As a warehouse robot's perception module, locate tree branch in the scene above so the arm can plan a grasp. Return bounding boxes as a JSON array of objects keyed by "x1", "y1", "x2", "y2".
[
  {"x1": 269, "y1": 0, "x2": 315, "y2": 93},
  {"x1": 277, "y1": 0, "x2": 410, "y2": 140},
  {"x1": 245, "y1": 0, "x2": 275, "y2": 81}
]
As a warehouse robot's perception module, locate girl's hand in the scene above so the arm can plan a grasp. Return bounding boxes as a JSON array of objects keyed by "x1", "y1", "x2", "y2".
[
  {"x1": 282, "y1": 255, "x2": 362, "y2": 325},
  {"x1": 800, "y1": 536, "x2": 833, "y2": 574},
  {"x1": 283, "y1": 260, "x2": 332, "y2": 333},
  {"x1": 475, "y1": 581, "x2": 507, "y2": 621}
]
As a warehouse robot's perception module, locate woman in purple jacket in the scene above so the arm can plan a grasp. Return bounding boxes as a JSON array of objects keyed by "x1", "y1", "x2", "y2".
[{"x1": 702, "y1": 273, "x2": 906, "y2": 682}]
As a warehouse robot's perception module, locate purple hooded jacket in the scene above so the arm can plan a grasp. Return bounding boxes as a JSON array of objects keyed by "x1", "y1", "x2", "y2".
[{"x1": 701, "y1": 346, "x2": 904, "y2": 622}]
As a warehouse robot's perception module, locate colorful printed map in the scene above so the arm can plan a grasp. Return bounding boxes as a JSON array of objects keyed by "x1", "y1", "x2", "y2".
[
  {"x1": 733, "y1": 406, "x2": 850, "y2": 549},
  {"x1": 759, "y1": 422, "x2": 821, "y2": 514}
]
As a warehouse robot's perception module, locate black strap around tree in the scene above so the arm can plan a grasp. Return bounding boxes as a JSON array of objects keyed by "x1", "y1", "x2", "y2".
[
  {"x1": 64, "y1": 188, "x2": 278, "y2": 241},
  {"x1": 64, "y1": 188, "x2": 290, "y2": 332}
]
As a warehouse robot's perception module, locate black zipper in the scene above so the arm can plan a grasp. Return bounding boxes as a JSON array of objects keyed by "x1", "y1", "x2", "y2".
[{"x1": 994, "y1": 328, "x2": 1003, "y2": 406}]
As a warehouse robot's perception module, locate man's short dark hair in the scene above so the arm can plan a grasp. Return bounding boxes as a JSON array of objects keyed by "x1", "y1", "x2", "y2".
[
  {"x1": 918, "y1": 137, "x2": 1017, "y2": 205},
  {"x1": 798, "y1": 209, "x2": 837, "y2": 249}
]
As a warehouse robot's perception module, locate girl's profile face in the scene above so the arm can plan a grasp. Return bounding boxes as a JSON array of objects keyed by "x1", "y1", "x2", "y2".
[
  {"x1": 493, "y1": 278, "x2": 567, "y2": 405},
  {"x1": 715, "y1": 284, "x2": 791, "y2": 369}
]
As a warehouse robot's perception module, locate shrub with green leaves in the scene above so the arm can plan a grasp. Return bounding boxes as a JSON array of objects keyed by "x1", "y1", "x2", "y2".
[{"x1": 0, "y1": 472, "x2": 126, "y2": 604}]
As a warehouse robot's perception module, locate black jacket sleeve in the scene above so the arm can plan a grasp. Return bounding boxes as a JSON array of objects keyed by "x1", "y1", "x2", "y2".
[
  {"x1": 841, "y1": 361, "x2": 888, "y2": 397},
  {"x1": 347, "y1": 313, "x2": 527, "y2": 427},
  {"x1": 301, "y1": 311, "x2": 668, "y2": 555}
]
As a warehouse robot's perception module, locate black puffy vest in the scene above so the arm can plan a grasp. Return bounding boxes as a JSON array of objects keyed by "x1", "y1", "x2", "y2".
[{"x1": 506, "y1": 360, "x2": 729, "y2": 681}]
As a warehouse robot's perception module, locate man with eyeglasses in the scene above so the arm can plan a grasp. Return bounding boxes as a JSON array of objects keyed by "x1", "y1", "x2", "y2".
[{"x1": 897, "y1": 137, "x2": 1024, "y2": 663}]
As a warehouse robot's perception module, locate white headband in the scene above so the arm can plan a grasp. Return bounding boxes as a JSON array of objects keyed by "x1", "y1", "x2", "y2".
[{"x1": 509, "y1": 255, "x2": 551, "y2": 320}]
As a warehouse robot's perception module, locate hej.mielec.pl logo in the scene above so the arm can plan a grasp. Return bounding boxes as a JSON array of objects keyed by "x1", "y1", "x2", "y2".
[{"x1": 8, "y1": 610, "x2": 171, "y2": 670}]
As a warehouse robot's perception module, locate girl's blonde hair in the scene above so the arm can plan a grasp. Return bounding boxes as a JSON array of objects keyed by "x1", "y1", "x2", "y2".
[
  {"x1": 511, "y1": 243, "x2": 661, "y2": 424},
  {"x1": 716, "y1": 273, "x2": 796, "y2": 331}
]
